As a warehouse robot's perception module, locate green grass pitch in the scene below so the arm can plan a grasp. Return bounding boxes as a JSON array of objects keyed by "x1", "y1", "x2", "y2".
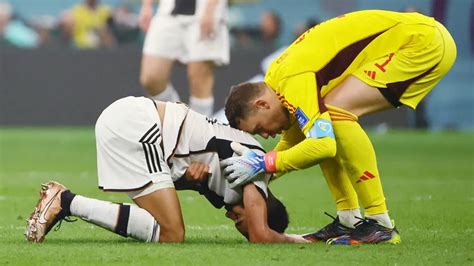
[{"x1": 0, "y1": 127, "x2": 473, "y2": 265}]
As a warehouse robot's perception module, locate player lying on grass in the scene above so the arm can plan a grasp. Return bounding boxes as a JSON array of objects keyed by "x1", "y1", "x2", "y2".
[
  {"x1": 25, "y1": 97, "x2": 307, "y2": 244},
  {"x1": 222, "y1": 10, "x2": 456, "y2": 245}
]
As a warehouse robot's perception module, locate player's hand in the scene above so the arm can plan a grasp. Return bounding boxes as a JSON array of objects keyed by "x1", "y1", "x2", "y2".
[
  {"x1": 199, "y1": 13, "x2": 215, "y2": 40},
  {"x1": 138, "y1": 4, "x2": 153, "y2": 32},
  {"x1": 284, "y1": 233, "x2": 311, "y2": 243},
  {"x1": 221, "y1": 142, "x2": 272, "y2": 189},
  {"x1": 185, "y1": 162, "x2": 210, "y2": 182}
]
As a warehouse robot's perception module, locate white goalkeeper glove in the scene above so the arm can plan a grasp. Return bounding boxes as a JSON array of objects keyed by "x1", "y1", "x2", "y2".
[{"x1": 220, "y1": 142, "x2": 277, "y2": 189}]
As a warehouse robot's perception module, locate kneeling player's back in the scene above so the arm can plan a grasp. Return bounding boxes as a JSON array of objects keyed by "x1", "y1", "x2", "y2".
[{"x1": 171, "y1": 108, "x2": 269, "y2": 206}]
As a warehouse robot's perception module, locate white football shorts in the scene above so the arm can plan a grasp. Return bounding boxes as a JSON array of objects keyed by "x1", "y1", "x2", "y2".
[
  {"x1": 143, "y1": 15, "x2": 230, "y2": 65},
  {"x1": 95, "y1": 96, "x2": 173, "y2": 192}
]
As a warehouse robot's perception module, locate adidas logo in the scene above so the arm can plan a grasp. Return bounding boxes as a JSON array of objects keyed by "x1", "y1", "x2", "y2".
[
  {"x1": 363, "y1": 70, "x2": 376, "y2": 79},
  {"x1": 356, "y1": 171, "x2": 376, "y2": 183}
]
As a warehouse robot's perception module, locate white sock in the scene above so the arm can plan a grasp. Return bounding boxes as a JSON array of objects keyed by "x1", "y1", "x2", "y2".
[
  {"x1": 127, "y1": 204, "x2": 160, "y2": 241},
  {"x1": 150, "y1": 83, "x2": 181, "y2": 102},
  {"x1": 337, "y1": 209, "x2": 362, "y2": 228},
  {"x1": 365, "y1": 213, "x2": 393, "y2": 228},
  {"x1": 189, "y1": 96, "x2": 214, "y2": 117},
  {"x1": 70, "y1": 195, "x2": 160, "y2": 242}
]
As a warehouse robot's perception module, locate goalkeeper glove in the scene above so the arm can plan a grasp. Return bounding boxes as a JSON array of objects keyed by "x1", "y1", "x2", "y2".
[{"x1": 220, "y1": 142, "x2": 276, "y2": 188}]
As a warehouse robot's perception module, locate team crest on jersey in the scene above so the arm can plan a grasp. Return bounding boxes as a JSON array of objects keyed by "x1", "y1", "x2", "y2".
[{"x1": 295, "y1": 108, "x2": 309, "y2": 128}]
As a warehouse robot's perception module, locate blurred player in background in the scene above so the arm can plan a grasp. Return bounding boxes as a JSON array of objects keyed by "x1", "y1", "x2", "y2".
[
  {"x1": 25, "y1": 97, "x2": 306, "y2": 244},
  {"x1": 139, "y1": 0, "x2": 229, "y2": 117},
  {"x1": 222, "y1": 10, "x2": 456, "y2": 245},
  {"x1": 60, "y1": 0, "x2": 116, "y2": 49}
]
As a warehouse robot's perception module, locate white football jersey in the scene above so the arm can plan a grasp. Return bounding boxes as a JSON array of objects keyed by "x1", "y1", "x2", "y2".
[
  {"x1": 156, "y1": 0, "x2": 228, "y2": 22},
  {"x1": 96, "y1": 98, "x2": 268, "y2": 207},
  {"x1": 163, "y1": 102, "x2": 270, "y2": 208}
]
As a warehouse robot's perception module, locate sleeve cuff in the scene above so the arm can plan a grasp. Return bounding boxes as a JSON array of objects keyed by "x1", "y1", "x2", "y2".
[{"x1": 264, "y1": 150, "x2": 277, "y2": 173}]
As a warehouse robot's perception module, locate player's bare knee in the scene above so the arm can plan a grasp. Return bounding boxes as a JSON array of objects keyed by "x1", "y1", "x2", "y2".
[
  {"x1": 159, "y1": 224, "x2": 185, "y2": 243},
  {"x1": 139, "y1": 72, "x2": 153, "y2": 90},
  {"x1": 140, "y1": 74, "x2": 167, "y2": 96}
]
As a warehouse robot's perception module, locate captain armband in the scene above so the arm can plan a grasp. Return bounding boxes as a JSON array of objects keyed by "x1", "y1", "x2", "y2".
[{"x1": 306, "y1": 119, "x2": 335, "y2": 139}]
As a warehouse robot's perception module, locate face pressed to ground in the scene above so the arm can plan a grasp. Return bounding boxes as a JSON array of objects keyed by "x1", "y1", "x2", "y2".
[
  {"x1": 238, "y1": 104, "x2": 291, "y2": 139},
  {"x1": 225, "y1": 205, "x2": 249, "y2": 239}
]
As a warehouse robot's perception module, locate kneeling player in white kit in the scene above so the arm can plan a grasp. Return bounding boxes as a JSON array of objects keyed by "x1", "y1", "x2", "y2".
[{"x1": 25, "y1": 97, "x2": 304, "y2": 243}]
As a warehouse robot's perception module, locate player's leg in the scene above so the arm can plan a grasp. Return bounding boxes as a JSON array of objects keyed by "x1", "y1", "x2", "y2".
[
  {"x1": 324, "y1": 75, "x2": 392, "y2": 117},
  {"x1": 324, "y1": 105, "x2": 400, "y2": 245},
  {"x1": 325, "y1": 23, "x2": 455, "y2": 245},
  {"x1": 302, "y1": 157, "x2": 359, "y2": 242},
  {"x1": 25, "y1": 182, "x2": 161, "y2": 243},
  {"x1": 94, "y1": 96, "x2": 182, "y2": 242},
  {"x1": 187, "y1": 61, "x2": 215, "y2": 116},
  {"x1": 320, "y1": 155, "x2": 361, "y2": 228},
  {"x1": 63, "y1": 178, "x2": 183, "y2": 243},
  {"x1": 328, "y1": 107, "x2": 389, "y2": 219},
  {"x1": 185, "y1": 19, "x2": 229, "y2": 116},
  {"x1": 140, "y1": 55, "x2": 180, "y2": 101},
  {"x1": 304, "y1": 110, "x2": 376, "y2": 242},
  {"x1": 140, "y1": 15, "x2": 182, "y2": 101},
  {"x1": 132, "y1": 186, "x2": 185, "y2": 242}
]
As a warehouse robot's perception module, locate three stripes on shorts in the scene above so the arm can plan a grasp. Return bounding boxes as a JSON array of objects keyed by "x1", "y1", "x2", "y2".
[{"x1": 139, "y1": 123, "x2": 162, "y2": 174}]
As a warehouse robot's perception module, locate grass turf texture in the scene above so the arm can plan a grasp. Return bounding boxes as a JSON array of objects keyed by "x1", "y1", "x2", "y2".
[{"x1": 0, "y1": 127, "x2": 473, "y2": 265}]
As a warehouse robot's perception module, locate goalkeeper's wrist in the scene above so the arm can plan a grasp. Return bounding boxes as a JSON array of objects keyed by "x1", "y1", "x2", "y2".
[{"x1": 263, "y1": 150, "x2": 277, "y2": 173}]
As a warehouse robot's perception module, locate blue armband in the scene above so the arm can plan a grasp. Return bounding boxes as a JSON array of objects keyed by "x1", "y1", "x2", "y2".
[{"x1": 307, "y1": 119, "x2": 335, "y2": 139}]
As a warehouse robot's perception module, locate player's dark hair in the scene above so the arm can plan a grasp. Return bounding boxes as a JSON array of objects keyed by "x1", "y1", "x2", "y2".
[
  {"x1": 266, "y1": 189, "x2": 289, "y2": 233},
  {"x1": 225, "y1": 82, "x2": 266, "y2": 129}
]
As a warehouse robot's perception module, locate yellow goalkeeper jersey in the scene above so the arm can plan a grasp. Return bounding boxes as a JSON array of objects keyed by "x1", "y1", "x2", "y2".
[
  {"x1": 264, "y1": 10, "x2": 440, "y2": 173},
  {"x1": 265, "y1": 10, "x2": 435, "y2": 134}
]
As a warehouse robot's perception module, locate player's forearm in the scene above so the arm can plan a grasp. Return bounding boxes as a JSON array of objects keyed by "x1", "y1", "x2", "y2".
[
  {"x1": 248, "y1": 229, "x2": 295, "y2": 243},
  {"x1": 243, "y1": 184, "x2": 293, "y2": 243},
  {"x1": 274, "y1": 140, "x2": 291, "y2": 152},
  {"x1": 275, "y1": 123, "x2": 305, "y2": 152},
  {"x1": 274, "y1": 137, "x2": 336, "y2": 173}
]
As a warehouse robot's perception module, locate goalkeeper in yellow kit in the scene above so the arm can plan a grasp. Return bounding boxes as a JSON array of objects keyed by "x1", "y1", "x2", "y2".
[{"x1": 221, "y1": 10, "x2": 456, "y2": 245}]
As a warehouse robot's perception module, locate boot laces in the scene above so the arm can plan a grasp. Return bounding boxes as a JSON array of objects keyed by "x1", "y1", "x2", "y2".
[
  {"x1": 54, "y1": 216, "x2": 77, "y2": 231},
  {"x1": 351, "y1": 216, "x2": 380, "y2": 237}
]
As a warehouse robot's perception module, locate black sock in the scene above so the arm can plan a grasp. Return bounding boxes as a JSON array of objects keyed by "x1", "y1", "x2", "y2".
[{"x1": 60, "y1": 190, "x2": 76, "y2": 216}]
